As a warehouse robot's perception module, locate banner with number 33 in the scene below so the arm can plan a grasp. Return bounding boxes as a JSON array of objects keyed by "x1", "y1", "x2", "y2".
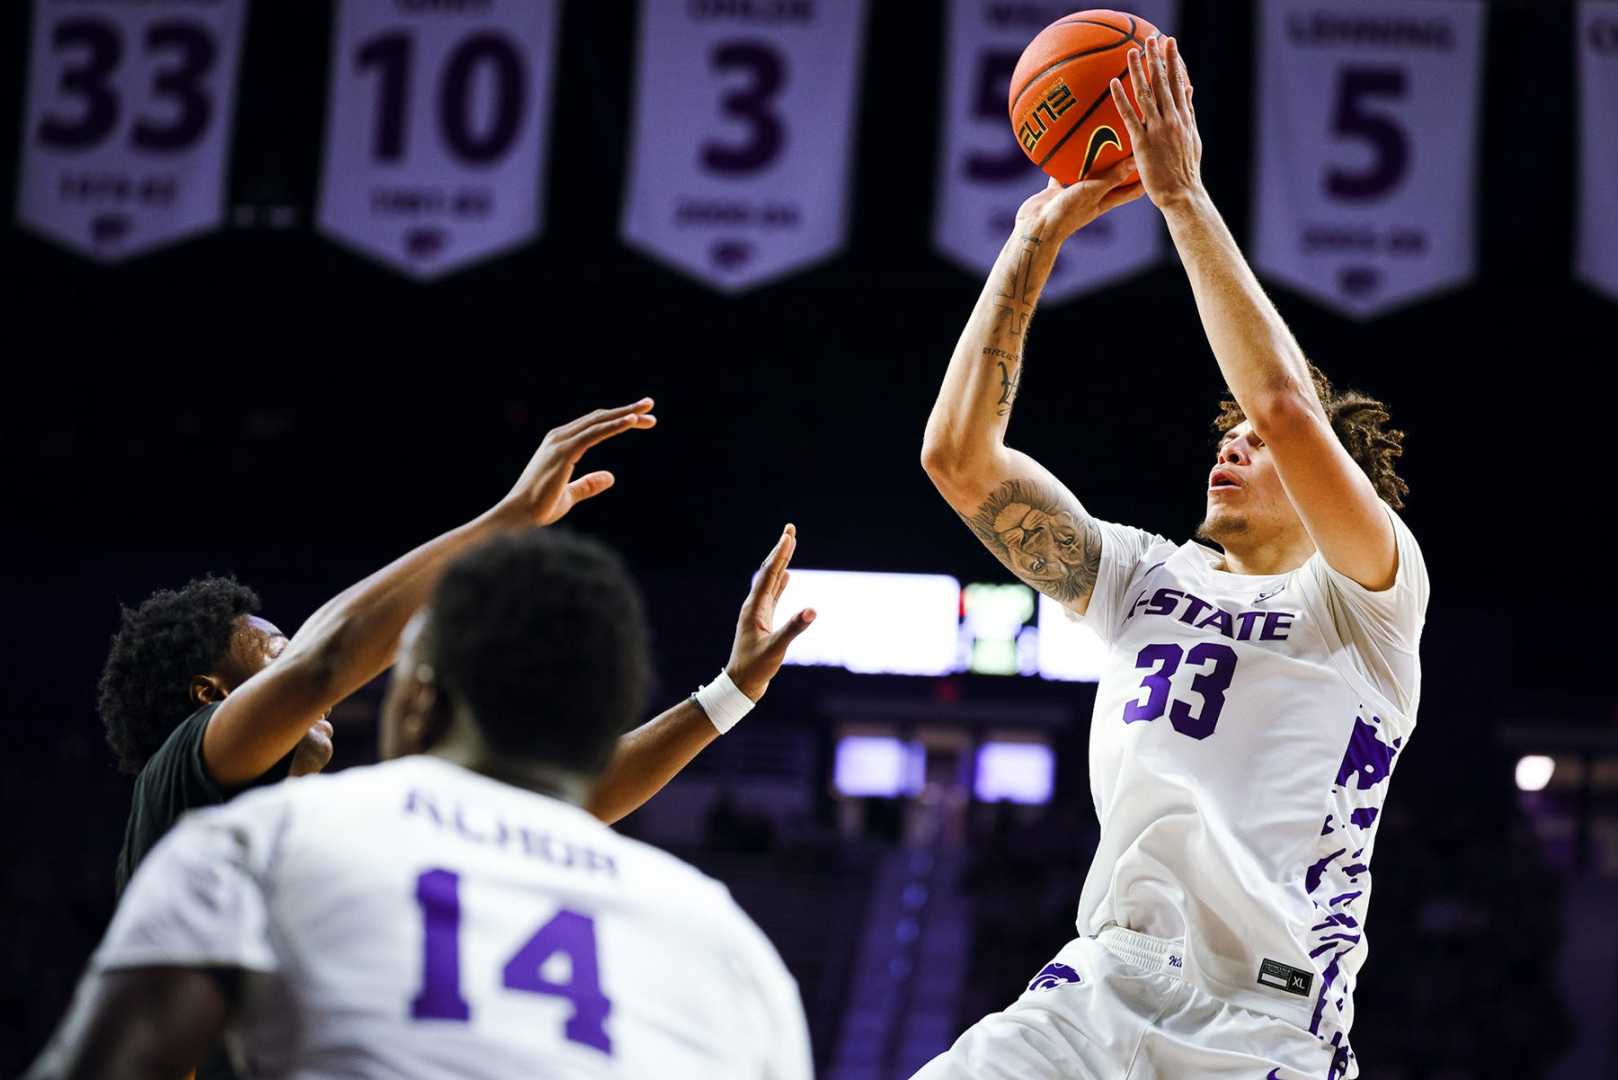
[{"x1": 18, "y1": 0, "x2": 248, "y2": 261}]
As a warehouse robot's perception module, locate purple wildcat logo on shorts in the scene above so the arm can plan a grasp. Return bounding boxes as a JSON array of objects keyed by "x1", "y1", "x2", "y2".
[{"x1": 1027, "y1": 962, "x2": 1081, "y2": 992}]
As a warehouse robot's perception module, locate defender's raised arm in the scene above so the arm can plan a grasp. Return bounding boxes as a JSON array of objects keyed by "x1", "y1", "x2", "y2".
[{"x1": 921, "y1": 163, "x2": 1141, "y2": 614}]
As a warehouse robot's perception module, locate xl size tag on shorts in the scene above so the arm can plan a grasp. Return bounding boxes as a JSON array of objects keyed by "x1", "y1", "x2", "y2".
[{"x1": 1258, "y1": 958, "x2": 1314, "y2": 997}]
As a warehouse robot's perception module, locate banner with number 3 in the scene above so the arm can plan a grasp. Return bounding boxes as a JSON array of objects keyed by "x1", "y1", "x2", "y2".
[
  {"x1": 318, "y1": 0, "x2": 560, "y2": 280},
  {"x1": 934, "y1": 0, "x2": 1175, "y2": 302},
  {"x1": 1254, "y1": 0, "x2": 1486, "y2": 319},
  {"x1": 17, "y1": 0, "x2": 247, "y2": 261},
  {"x1": 621, "y1": 0, "x2": 868, "y2": 293}
]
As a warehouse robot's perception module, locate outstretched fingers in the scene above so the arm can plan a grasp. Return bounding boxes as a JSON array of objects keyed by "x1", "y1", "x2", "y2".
[
  {"x1": 561, "y1": 409, "x2": 657, "y2": 464},
  {"x1": 1125, "y1": 45, "x2": 1157, "y2": 123},
  {"x1": 1109, "y1": 75, "x2": 1146, "y2": 143},
  {"x1": 1165, "y1": 36, "x2": 1191, "y2": 115},
  {"x1": 745, "y1": 524, "x2": 797, "y2": 624},
  {"x1": 552, "y1": 398, "x2": 655, "y2": 441}
]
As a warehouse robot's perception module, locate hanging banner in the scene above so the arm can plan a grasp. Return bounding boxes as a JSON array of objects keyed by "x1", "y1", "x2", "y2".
[
  {"x1": 620, "y1": 0, "x2": 868, "y2": 293},
  {"x1": 933, "y1": 0, "x2": 1175, "y2": 301},
  {"x1": 1577, "y1": 2, "x2": 1618, "y2": 301},
  {"x1": 16, "y1": 0, "x2": 248, "y2": 261},
  {"x1": 1253, "y1": 0, "x2": 1485, "y2": 318},
  {"x1": 318, "y1": 0, "x2": 559, "y2": 280}
]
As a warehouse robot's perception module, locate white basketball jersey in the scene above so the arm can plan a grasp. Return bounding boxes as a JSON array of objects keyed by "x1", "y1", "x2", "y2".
[
  {"x1": 1072, "y1": 505, "x2": 1428, "y2": 1054},
  {"x1": 93, "y1": 755, "x2": 813, "y2": 1080}
]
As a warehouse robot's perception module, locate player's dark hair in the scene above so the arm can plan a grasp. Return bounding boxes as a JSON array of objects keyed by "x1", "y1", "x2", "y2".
[
  {"x1": 98, "y1": 576, "x2": 262, "y2": 775},
  {"x1": 1214, "y1": 363, "x2": 1408, "y2": 509},
  {"x1": 424, "y1": 528, "x2": 651, "y2": 775}
]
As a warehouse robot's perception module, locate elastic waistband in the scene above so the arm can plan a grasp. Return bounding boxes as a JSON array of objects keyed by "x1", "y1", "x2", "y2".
[{"x1": 1094, "y1": 925, "x2": 1187, "y2": 979}]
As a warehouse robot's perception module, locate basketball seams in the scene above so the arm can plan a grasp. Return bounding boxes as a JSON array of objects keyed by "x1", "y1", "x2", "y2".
[{"x1": 1009, "y1": 17, "x2": 1151, "y2": 114}]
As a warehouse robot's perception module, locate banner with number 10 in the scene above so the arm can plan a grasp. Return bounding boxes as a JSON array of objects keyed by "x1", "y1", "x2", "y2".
[
  {"x1": 318, "y1": 0, "x2": 560, "y2": 280},
  {"x1": 621, "y1": 0, "x2": 868, "y2": 293},
  {"x1": 1254, "y1": 0, "x2": 1485, "y2": 319}
]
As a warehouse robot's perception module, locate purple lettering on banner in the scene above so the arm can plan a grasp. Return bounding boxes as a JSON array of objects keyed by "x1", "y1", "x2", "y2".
[
  {"x1": 1320, "y1": 814, "x2": 1335, "y2": 836},
  {"x1": 1234, "y1": 610, "x2": 1265, "y2": 640},
  {"x1": 1307, "y1": 848, "x2": 1347, "y2": 894},
  {"x1": 1349, "y1": 807, "x2": 1378, "y2": 828},
  {"x1": 1144, "y1": 588, "x2": 1183, "y2": 617},
  {"x1": 1195, "y1": 607, "x2": 1235, "y2": 638},
  {"x1": 1259, "y1": 611, "x2": 1296, "y2": 641},
  {"x1": 1335, "y1": 717, "x2": 1397, "y2": 790},
  {"x1": 1329, "y1": 890, "x2": 1361, "y2": 907},
  {"x1": 1177, "y1": 594, "x2": 1213, "y2": 625}
]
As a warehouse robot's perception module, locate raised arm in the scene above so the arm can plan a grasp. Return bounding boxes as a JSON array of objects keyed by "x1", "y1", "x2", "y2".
[
  {"x1": 1112, "y1": 38, "x2": 1396, "y2": 589},
  {"x1": 921, "y1": 162, "x2": 1142, "y2": 614},
  {"x1": 587, "y1": 525, "x2": 814, "y2": 824},
  {"x1": 204, "y1": 400, "x2": 658, "y2": 786}
]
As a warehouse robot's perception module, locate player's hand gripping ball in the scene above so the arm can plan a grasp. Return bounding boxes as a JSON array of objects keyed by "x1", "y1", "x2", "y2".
[{"x1": 1008, "y1": 8, "x2": 1161, "y2": 185}]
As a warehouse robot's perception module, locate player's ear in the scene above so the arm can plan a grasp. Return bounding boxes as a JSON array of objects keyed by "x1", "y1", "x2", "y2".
[
  {"x1": 190, "y1": 674, "x2": 226, "y2": 707},
  {"x1": 405, "y1": 679, "x2": 451, "y2": 754}
]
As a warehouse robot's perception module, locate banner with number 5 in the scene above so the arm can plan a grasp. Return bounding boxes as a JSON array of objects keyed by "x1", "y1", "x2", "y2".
[
  {"x1": 318, "y1": 0, "x2": 559, "y2": 280},
  {"x1": 17, "y1": 0, "x2": 247, "y2": 261},
  {"x1": 1577, "y1": 1, "x2": 1618, "y2": 302},
  {"x1": 1253, "y1": 0, "x2": 1485, "y2": 319},
  {"x1": 934, "y1": 0, "x2": 1175, "y2": 302},
  {"x1": 621, "y1": 0, "x2": 868, "y2": 293}
]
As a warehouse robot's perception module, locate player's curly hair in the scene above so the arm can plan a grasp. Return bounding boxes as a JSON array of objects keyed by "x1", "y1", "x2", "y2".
[
  {"x1": 1214, "y1": 363, "x2": 1408, "y2": 509},
  {"x1": 98, "y1": 576, "x2": 262, "y2": 775},
  {"x1": 424, "y1": 528, "x2": 651, "y2": 775}
]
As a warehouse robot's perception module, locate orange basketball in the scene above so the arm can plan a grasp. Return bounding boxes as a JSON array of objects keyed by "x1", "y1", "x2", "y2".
[{"x1": 1008, "y1": 9, "x2": 1161, "y2": 185}]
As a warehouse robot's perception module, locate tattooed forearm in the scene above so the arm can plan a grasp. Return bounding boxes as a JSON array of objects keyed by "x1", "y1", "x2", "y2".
[
  {"x1": 995, "y1": 360, "x2": 1023, "y2": 416},
  {"x1": 959, "y1": 476, "x2": 1102, "y2": 605},
  {"x1": 988, "y1": 226, "x2": 1048, "y2": 346}
]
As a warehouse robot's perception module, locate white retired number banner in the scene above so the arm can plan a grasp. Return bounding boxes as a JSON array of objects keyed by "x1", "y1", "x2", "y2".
[
  {"x1": 621, "y1": 0, "x2": 868, "y2": 293},
  {"x1": 17, "y1": 0, "x2": 247, "y2": 261},
  {"x1": 1253, "y1": 0, "x2": 1485, "y2": 318},
  {"x1": 934, "y1": 0, "x2": 1174, "y2": 301},
  {"x1": 318, "y1": 0, "x2": 559, "y2": 280},
  {"x1": 1577, "y1": 2, "x2": 1618, "y2": 301}
]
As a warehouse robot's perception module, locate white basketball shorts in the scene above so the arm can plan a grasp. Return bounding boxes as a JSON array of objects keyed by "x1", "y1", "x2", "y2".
[{"x1": 910, "y1": 926, "x2": 1355, "y2": 1080}]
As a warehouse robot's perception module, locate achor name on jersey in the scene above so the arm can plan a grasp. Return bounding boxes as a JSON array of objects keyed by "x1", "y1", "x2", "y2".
[
  {"x1": 404, "y1": 789, "x2": 618, "y2": 876},
  {"x1": 1123, "y1": 587, "x2": 1297, "y2": 643}
]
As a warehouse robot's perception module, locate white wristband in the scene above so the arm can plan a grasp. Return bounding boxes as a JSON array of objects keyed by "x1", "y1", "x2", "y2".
[{"x1": 693, "y1": 669, "x2": 755, "y2": 734}]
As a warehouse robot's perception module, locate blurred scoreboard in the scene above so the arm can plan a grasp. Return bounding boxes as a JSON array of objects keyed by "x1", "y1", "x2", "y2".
[{"x1": 774, "y1": 569, "x2": 1107, "y2": 682}]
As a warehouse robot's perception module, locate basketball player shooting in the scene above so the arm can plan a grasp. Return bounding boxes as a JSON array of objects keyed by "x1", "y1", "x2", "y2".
[{"x1": 918, "y1": 36, "x2": 1426, "y2": 1080}]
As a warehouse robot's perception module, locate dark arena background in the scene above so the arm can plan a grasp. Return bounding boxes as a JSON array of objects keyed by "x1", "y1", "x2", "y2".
[{"x1": 4, "y1": 1, "x2": 1617, "y2": 1077}]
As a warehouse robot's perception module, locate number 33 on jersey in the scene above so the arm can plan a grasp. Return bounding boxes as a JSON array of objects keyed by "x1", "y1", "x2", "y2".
[{"x1": 621, "y1": 0, "x2": 869, "y2": 293}]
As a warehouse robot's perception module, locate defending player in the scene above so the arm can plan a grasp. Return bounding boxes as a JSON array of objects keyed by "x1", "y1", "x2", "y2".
[
  {"x1": 100, "y1": 398, "x2": 807, "y2": 895},
  {"x1": 917, "y1": 38, "x2": 1424, "y2": 1079},
  {"x1": 28, "y1": 525, "x2": 815, "y2": 1080}
]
